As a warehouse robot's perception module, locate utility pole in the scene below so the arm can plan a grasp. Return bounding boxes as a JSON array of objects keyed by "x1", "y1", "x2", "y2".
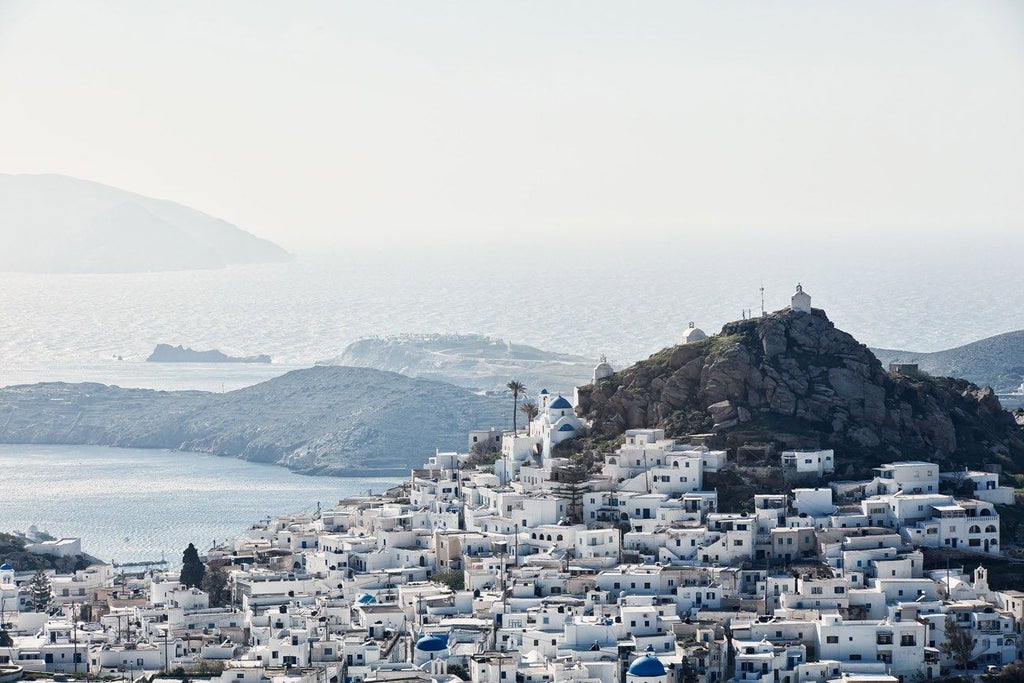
[
  {"x1": 72, "y1": 602, "x2": 79, "y2": 674},
  {"x1": 760, "y1": 283, "x2": 766, "y2": 317}
]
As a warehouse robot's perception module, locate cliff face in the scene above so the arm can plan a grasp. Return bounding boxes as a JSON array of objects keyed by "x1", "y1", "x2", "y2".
[{"x1": 576, "y1": 309, "x2": 1024, "y2": 474}]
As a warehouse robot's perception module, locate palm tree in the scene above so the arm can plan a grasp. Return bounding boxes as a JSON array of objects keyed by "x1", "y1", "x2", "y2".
[
  {"x1": 519, "y1": 400, "x2": 539, "y2": 433},
  {"x1": 506, "y1": 380, "x2": 526, "y2": 434}
]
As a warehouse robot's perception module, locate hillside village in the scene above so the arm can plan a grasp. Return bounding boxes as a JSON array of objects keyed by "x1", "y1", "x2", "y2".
[{"x1": 2, "y1": 290, "x2": 1024, "y2": 683}]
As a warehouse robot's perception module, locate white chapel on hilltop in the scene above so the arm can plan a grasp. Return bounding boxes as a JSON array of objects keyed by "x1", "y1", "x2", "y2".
[
  {"x1": 790, "y1": 283, "x2": 812, "y2": 313},
  {"x1": 681, "y1": 321, "x2": 706, "y2": 344}
]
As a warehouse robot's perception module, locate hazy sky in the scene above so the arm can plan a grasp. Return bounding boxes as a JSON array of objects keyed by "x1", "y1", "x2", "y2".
[{"x1": 1, "y1": 1, "x2": 1022, "y2": 251}]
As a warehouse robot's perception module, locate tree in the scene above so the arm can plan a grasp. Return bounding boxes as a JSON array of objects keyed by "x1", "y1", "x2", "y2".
[
  {"x1": 551, "y1": 462, "x2": 590, "y2": 524},
  {"x1": 447, "y1": 663, "x2": 470, "y2": 681},
  {"x1": 506, "y1": 380, "x2": 526, "y2": 434},
  {"x1": 179, "y1": 543, "x2": 205, "y2": 588},
  {"x1": 430, "y1": 570, "x2": 465, "y2": 592},
  {"x1": 677, "y1": 656, "x2": 699, "y2": 683},
  {"x1": 28, "y1": 569, "x2": 52, "y2": 613},
  {"x1": 0, "y1": 629, "x2": 13, "y2": 647},
  {"x1": 519, "y1": 400, "x2": 539, "y2": 431},
  {"x1": 941, "y1": 615, "x2": 973, "y2": 671},
  {"x1": 993, "y1": 661, "x2": 1024, "y2": 683},
  {"x1": 201, "y1": 565, "x2": 231, "y2": 607}
]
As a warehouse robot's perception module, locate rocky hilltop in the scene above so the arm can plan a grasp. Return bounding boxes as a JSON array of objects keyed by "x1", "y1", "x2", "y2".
[
  {"x1": 576, "y1": 308, "x2": 1024, "y2": 475},
  {"x1": 147, "y1": 343, "x2": 271, "y2": 363},
  {"x1": 0, "y1": 366, "x2": 506, "y2": 475},
  {"x1": 872, "y1": 330, "x2": 1024, "y2": 394},
  {"x1": 320, "y1": 333, "x2": 593, "y2": 393}
]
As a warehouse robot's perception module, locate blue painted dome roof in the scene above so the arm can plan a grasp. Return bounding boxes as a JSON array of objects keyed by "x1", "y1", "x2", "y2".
[
  {"x1": 549, "y1": 396, "x2": 572, "y2": 409},
  {"x1": 558, "y1": 423, "x2": 576, "y2": 432},
  {"x1": 628, "y1": 654, "x2": 666, "y2": 677},
  {"x1": 539, "y1": 389, "x2": 549, "y2": 394},
  {"x1": 356, "y1": 593, "x2": 377, "y2": 604},
  {"x1": 415, "y1": 634, "x2": 447, "y2": 651},
  {"x1": 0, "y1": 563, "x2": 12, "y2": 571}
]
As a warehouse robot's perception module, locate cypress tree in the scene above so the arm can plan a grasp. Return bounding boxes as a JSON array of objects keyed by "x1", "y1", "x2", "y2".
[
  {"x1": 28, "y1": 569, "x2": 52, "y2": 613},
  {"x1": 179, "y1": 543, "x2": 205, "y2": 588}
]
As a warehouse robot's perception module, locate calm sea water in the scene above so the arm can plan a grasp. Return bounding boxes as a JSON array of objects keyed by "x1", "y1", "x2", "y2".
[
  {"x1": 0, "y1": 444, "x2": 403, "y2": 565},
  {"x1": 0, "y1": 242, "x2": 1021, "y2": 387}
]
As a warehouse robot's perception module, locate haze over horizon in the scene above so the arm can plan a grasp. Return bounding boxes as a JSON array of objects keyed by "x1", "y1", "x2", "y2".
[{"x1": 2, "y1": 1, "x2": 1022, "y2": 253}]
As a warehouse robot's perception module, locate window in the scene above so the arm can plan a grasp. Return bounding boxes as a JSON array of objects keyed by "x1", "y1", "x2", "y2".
[
  {"x1": 826, "y1": 636, "x2": 838, "y2": 644},
  {"x1": 900, "y1": 634, "x2": 916, "y2": 646}
]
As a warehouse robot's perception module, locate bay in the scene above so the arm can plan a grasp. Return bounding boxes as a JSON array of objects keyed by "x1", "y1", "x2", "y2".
[{"x1": 0, "y1": 444, "x2": 403, "y2": 565}]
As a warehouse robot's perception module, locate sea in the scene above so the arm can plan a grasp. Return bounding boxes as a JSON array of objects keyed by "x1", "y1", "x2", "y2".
[
  {"x1": 0, "y1": 444, "x2": 401, "y2": 565},
  {"x1": 0, "y1": 241, "x2": 1020, "y2": 564}
]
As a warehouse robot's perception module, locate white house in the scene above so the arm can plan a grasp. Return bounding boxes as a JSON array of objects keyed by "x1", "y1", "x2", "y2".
[
  {"x1": 782, "y1": 450, "x2": 834, "y2": 477},
  {"x1": 869, "y1": 462, "x2": 938, "y2": 496}
]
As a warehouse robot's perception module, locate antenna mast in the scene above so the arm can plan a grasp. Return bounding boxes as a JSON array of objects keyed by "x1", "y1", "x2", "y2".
[{"x1": 760, "y1": 283, "x2": 765, "y2": 317}]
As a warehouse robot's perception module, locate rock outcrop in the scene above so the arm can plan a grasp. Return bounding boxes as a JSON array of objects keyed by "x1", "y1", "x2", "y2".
[
  {"x1": 576, "y1": 308, "x2": 1024, "y2": 474},
  {"x1": 147, "y1": 343, "x2": 271, "y2": 363}
]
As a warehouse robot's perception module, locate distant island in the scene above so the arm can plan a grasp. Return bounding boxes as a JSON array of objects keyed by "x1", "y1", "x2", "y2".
[
  {"x1": 318, "y1": 332, "x2": 595, "y2": 393},
  {"x1": 0, "y1": 173, "x2": 291, "y2": 273},
  {"x1": 147, "y1": 343, "x2": 271, "y2": 364},
  {"x1": 0, "y1": 366, "x2": 507, "y2": 475},
  {"x1": 871, "y1": 329, "x2": 1024, "y2": 394}
]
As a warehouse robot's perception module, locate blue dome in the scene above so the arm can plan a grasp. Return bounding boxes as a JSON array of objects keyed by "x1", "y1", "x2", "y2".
[
  {"x1": 0, "y1": 563, "x2": 12, "y2": 571},
  {"x1": 415, "y1": 634, "x2": 447, "y2": 652},
  {"x1": 628, "y1": 654, "x2": 666, "y2": 677},
  {"x1": 539, "y1": 389, "x2": 549, "y2": 394},
  {"x1": 558, "y1": 423, "x2": 576, "y2": 432},
  {"x1": 549, "y1": 396, "x2": 572, "y2": 410}
]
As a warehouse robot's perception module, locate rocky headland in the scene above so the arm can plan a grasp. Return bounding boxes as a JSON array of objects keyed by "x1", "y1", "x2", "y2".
[
  {"x1": 0, "y1": 366, "x2": 507, "y2": 475},
  {"x1": 147, "y1": 343, "x2": 272, "y2": 363},
  {"x1": 576, "y1": 308, "x2": 1024, "y2": 478}
]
